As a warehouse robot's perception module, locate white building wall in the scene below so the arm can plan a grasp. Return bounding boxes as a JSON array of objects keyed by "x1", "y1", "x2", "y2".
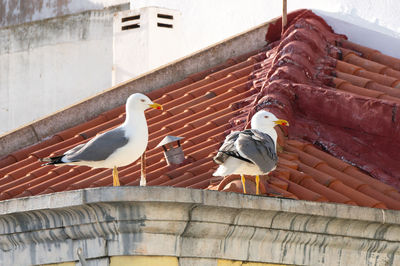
[
  {"x1": 0, "y1": 7, "x2": 126, "y2": 135},
  {"x1": 132, "y1": 0, "x2": 400, "y2": 57},
  {"x1": 113, "y1": 7, "x2": 182, "y2": 85},
  {"x1": 0, "y1": 0, "x2": 129, "y2": 27}
]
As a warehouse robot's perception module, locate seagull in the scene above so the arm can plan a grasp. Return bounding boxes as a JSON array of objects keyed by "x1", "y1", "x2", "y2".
[
  {"x1": 41, "y1": 93, "x2": 163, "y2": 186},
  {"x1": 213, "y1": 110, "x2": 289, "y2": 195}
]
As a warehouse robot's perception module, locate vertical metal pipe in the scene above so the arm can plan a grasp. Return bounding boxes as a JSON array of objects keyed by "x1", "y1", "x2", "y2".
[{"x1": 282, "y1": 0, "x2": 287, "y2": 35}]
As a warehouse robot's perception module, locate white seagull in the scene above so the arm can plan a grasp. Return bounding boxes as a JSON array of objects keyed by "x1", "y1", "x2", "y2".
[
  {"x1": 213, "y1": 110, "x2": 289, "y2": 195},
  {"x1": 41, "y1": 93, "x2": 163, "y2": 186}
]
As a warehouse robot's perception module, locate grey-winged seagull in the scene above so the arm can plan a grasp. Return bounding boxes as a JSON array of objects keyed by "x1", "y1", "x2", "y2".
[
  {"x1": 41, "y1": 93, "x2": 163, "y2": 186},
  {"x1": 213, "y1": 110, "x2": 289, "y2": 195}
]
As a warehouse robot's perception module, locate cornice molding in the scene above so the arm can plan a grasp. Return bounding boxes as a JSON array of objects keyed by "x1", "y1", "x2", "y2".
[{"x1": 0, "y1": 187, "x2": 399, "y2": 265}]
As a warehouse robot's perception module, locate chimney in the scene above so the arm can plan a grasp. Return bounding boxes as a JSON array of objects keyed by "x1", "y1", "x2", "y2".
[{"x1": 112, "y1": 7, "x2": 182, "y2": 86}]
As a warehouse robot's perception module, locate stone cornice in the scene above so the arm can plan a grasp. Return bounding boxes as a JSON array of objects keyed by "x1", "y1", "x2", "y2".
[{"x1": 0, "y1": 187, "x2": 399, "y2": 265}]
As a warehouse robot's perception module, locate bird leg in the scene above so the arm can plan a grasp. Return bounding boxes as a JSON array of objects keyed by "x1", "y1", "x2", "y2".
[
  {"x1": 113, "y1": 166, "x2": 120, "y2": 186},
  {"x1": 256, "y1": 175, "x2": 260, "y2": 195},
  {"x1": 241, "y1": 174, "x2": 247, "y2": 194},
  {"x1": 140, "y1": 154, "x2": 146, "y2": 186}
]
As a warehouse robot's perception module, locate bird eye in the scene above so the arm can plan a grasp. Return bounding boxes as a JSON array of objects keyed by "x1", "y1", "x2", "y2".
[
  {"x1": 264, "y1": 115, "x2": 269, "y2": 118},
  {"x1": 140, "y1": 99, "x2": 145, "y2": 102}
]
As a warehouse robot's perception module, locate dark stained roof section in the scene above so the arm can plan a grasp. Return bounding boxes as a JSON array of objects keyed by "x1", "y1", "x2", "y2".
[{"x1": 0, "y1": 10, "x2": 400, "y2": 210}]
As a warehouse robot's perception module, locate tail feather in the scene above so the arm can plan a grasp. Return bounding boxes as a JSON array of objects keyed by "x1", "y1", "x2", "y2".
[
  {"x1": 40, "y1": 155, "x2": 65, "y2": 165},
  {"x1": 213, "y1": 151, "x2": 227, "y2": 165}
]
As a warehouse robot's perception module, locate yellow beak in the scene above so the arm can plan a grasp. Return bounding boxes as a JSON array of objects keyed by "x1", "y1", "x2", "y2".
[
  {"x1": 274, "y1": 119, "x2": 289, "y2": 126},
  {"x1": 149, "y1": 103, "x2": 163, "y2": 110}
]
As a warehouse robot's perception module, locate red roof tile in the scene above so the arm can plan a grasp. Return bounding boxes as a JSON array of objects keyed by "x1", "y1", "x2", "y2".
[{"x1": 0, "y1": 9, "x2": 400, "y2": 210}]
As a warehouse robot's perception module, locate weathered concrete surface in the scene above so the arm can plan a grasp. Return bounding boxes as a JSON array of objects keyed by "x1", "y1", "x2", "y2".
[
  {"x1": 0, "y1": 4, "x2": 129, "y2": 136},
  {"x1": 0, "y1": 0, "x2": 129, "y2": 28},
  {"x1": 76, "y1": 257, "x2": 109, "y2": 266},
  {"x1": 0, "y1": 187, "x2": 399, "y2": 265},
  {"x1": 178, "y1": 258, "x2": 218, "y2": 266},
  {"x1": 0, "y1": 19, "x2": 269, "y2": 158}
]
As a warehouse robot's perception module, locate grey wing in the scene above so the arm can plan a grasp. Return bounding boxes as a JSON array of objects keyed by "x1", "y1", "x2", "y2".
[
  {"x1": 235, "y1": 129, "x2": 278, "y2": 173},
  {"x1": 213, "y1": 131, "x2": 241, "y2": 165},
  {"x1": 65, "y1": 127, "x2": 129, "y2": 162},
  {"x1": 64, "y1": 144, "x2": 85, "y2": 155}
]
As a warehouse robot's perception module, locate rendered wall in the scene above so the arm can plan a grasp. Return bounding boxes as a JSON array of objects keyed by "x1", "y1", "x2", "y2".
[
  {"x1": 132, "y1": 0, "x2": 400, "y2": 58},
  {"x1": 0, "y1": 5, "x2": 127, "y2": 135},
  {"x1": 112, "y1": 7, "x2": 182, "y2": 85},
  {"x1": 0, "y1": 0, "x2": 129, "y2": 27}
]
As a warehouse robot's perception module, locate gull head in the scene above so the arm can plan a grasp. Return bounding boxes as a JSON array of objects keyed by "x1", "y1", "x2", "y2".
[
  {"x1": 251, "y1": 110, "x2": 289, "y2": 132},
  {"x1": 126, "y1": 93, "x2": 163, "y2": 112}
]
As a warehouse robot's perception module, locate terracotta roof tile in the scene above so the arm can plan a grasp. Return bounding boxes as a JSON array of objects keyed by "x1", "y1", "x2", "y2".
[
  {"x1": 188, "y1": 175, "x2": 216, "y2": 189},
  {"x1": 295, "y1": 174, "x2": 357, "y2": 205},
  {"x1": 15, "y1": 166, "x2": 89, "y2": 198},
  {"x1": 302, "y1": 144, "x2": 349, "y2": 171},
  {"x1": 0, "y1": 156, "x2": 37, "y2": 178},
  {"x1": 0, "y1": 9, "x2": 399, "y2": 210},
  {"x1": 161, "y1": 160, "x2": 216, "y2": 187},
  {"x1": 54, "y1": 116, "x2": 108, "y2": 141},
  {"x1": 15, "y1": 136, "x2": 64, "y2": 160},
  {"x1": 343, "y1": 53, "x2": 390, "y2": 74},
  {"x1": 3, "y1": 160, "x2": 43, "y2": 181},
  {"x1": 265, "y1": 184, "x2": 299, "y2": 199},
  {"x1": 281, "y1": 177, "x2": 329, "y2": 202},
  {"x1": 0, "y1": 156, "x2": 17, "y2": 170},
  {"x1": 31, "y1": 136, "x2": 85, "y2": 158},
  {"x1": 341, "y1": 39, "x2": 400, "y2": 71},
  {"x1": 0, "y1": 166, "x2": 67, "y2": 200},
  {"x1": 63, "y1": 169, "x2": 111, "y2": 191}
]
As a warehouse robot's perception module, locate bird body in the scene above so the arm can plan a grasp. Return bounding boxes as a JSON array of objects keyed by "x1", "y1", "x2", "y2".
[
  {"x1": 41, "y1": 93, "x2": 162, "y2": 186},
  {"x1": 59, "y1": 126, "x2": 147, "y2": 169},
  {"x1": 213, "y1": 129, "x2": 277, "y2": 176},
  {"x1": 213, "y1": 110, "x2": 288, "y2": 194},
  {"x1": 101, "y1": 129, "x2": 147, "y2": 169},
  {"x1": 213, "y1": 156, "x2": 269, "y2": 176}
]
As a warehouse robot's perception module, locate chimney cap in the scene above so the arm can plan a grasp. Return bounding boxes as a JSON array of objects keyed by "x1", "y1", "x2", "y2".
[{"x1": 156, "y1": 135, "x2": 184, "y2": 148}]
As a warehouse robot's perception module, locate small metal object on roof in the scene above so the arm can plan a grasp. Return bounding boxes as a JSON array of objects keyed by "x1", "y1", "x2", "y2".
[
  {"x1": 156, "y1": 135, "x2": 185, "y2": 165},
  {"x1": 156, "y1": 135, "x2": 184, "y2": 148}
]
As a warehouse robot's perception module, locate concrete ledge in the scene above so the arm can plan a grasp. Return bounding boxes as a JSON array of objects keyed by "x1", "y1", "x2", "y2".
[
  {"x1": 0, "y1": 19, "x2": 270, "y2": 158},
  {"x1": 0, "y1": 187, "x2": 399, "y2": 265}
]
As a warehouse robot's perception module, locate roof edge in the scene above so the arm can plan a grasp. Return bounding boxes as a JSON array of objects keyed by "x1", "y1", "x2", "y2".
[
  {"x1": 1, "y1": 187, "x2": 399, "y2": 265},
  {"x1": 0, "y1": 186, "x2": 398, "y2": 224},
  {"x1": 0, "y1": 19, "x2": 272, "y2": 158}
]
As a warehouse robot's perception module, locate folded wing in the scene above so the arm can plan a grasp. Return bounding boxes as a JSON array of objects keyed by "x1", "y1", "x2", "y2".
[
  {"x1": 214, "y1": 129, "x2": 278, "y2": 173},
  {"x1": 65, "y1": 127, "x2": 129, "y2": 162}
]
